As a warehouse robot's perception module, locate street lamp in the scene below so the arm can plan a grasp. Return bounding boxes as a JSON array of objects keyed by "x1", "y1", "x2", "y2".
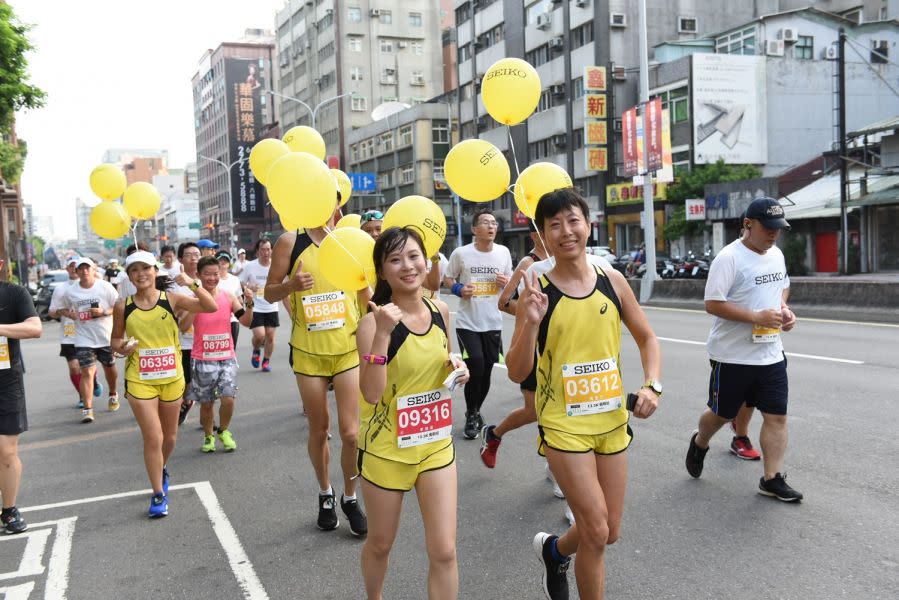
[
  {"x1": 197, "y1": 154, "x2": 244, "y2": 247},
  {"x1": 429, "y1": 97, "x2": 464, "y2": 249},
  {"x1": 269, "y1": 90, "x2": 352, "y2": 130}
]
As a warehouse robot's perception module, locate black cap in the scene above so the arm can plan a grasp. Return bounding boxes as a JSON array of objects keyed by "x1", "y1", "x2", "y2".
[{"x1": 745, "y1": 197, "x2": 790, "y2": 230}]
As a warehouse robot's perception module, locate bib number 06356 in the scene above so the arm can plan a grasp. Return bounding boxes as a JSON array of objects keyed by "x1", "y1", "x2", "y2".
[{"x1": 138, "y1": 346, "x2": 178, "y2": 380}]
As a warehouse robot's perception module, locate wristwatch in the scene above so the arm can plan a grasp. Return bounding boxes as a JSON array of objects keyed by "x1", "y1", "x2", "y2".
[
  {"x1": 642, "y1": 379, "x2": 663, "y2": 396},
  {"x1": 190, "y1": 280, "x2": 200, "y2": 291}
]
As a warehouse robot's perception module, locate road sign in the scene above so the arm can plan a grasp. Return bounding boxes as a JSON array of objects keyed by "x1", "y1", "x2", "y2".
[{"x1": 349, "y1": 172, "x2": 377, "y2": 192}]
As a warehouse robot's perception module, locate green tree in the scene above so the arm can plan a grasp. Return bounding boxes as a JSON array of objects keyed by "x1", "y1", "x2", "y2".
[
  {"x1": 663, "y1": 160, "x2": 762, "y2": 242},
  {"x1": 0, "y1": 3, "x2": 45, "y2": 183}
]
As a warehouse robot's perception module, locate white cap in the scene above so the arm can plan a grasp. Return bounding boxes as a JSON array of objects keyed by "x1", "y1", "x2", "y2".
[
  {"x1": 66, "y1": 256, "x2": 81, "y2": 267},
  {"x1": 74, "y1": 257, "x2": 95, "y2": 269},
  {"x1": 238, "y1": 248, "x2": 246, "y2": 255},
  {"x1": 124, "y1": 251, "x2": 158, "y2": 271}
]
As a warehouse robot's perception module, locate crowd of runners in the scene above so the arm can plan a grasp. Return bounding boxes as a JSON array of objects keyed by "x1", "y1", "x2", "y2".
[{"x1": 0, "y1": 190, "x2": 803, "y2": 600}]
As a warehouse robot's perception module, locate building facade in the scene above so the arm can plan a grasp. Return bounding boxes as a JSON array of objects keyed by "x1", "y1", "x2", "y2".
[{"x1": 191, "y1": 31, "x2": 276, "y2": 249}]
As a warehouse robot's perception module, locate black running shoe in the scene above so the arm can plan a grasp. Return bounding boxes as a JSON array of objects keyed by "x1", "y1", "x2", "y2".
[
  {"x1": 1, "y1": 507, "x2": 27, "y2": 534},
  {"x1": 317, "y1": 493, "x2": 339, "y2": 530},
  {"x1": 758, "y1": 473, "x2": 803, "y2": 502},
  {"x1": 341, "y1": 496, "x2": 368, "y2": 536},
  {"x1": 533, "y1": 532, "x2": 569, "y2": 600},
  {"x1": 475, "y1": 412, "x2": 485, "y2": 430},
  {"x1": 685, "y1": 430, "x2": 709, "y2": 479},
  {"x1": 463, "y1": 412, "x2": 479, "y2": 440},
  {"x1": 178, "y1": 399, "x2": 193, "y2": 426}
]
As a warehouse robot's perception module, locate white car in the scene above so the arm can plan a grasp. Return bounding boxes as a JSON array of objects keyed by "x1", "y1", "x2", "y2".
[{"x1": 586, "y1": 246, "x2": 617, "y2": 262}]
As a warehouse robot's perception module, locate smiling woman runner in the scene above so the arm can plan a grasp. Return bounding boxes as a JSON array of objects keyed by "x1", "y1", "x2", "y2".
[
  {"x1": 356, "y1": 227, "x2": 469, "y2": 600},
  {"x1": 506, "y1": 189, "x2": 661, "y2": 600},
  {"x1": 110, "y1": 251, "x2": 217, "y2": 519}
]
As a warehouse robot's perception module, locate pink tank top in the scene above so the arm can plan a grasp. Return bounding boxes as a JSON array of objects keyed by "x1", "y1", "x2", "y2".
[{"x1": 192, "y1": 290, "x2": 235, "y2": 361}]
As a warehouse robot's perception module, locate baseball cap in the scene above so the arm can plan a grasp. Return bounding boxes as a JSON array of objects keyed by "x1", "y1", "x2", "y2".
[
  {"x1": 216, "y1": 251, "x2": 233, "y2": 262},
  {"x1": 66, "y1": 256, "x2": 81, "y2": 267},
  {"x1": 237, "y1": 248, "x2": 246, "y2": 255},
  {"x1": 124, "y1": 251, "x2": 159, "y2": 271},
  {"x1": 197, "y1": 239, "x2": 219, "y2": 249},
  {"x1": 745, "y1": 197, "x2": 790, "y2": 230},
  {"x1": 74, "y1": 257, "x2": 95, "y2": 269}
]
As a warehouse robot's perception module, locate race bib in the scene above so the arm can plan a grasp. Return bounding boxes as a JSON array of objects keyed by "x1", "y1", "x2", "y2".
[
  {"x1": 138, "y1": 346, "x2": 178, "y2": 380},
  {"x1": 201, "y1": 333, "x2": 232, "y2": 360},
  {"x1": 752, "y1": 325, "x2": 780, "y2": 344},
  {"x1": 396, "y1": 387, "x2": 452, "y2": 448},
  {"x1": 471, "y1": 276, "x2": 499, "y2": 298},
  {"x1": 302, "y1": 291, "x2": 347, "y2": 332},
  {"x1": 255, "y1": 286, "x2": 265, "y2": 298},
  {"x1": 562, "y1": 358, "x2": 623, "y2": 417},
  {"x1": 0, "y1": 336, "x2": 9, "y2": 370},
  {"x1": 63, "y1": 323, "x2": 76, "y2": 338},
  {"x1": 77, "y1": 309, "x2": 93, "y2": 322}
]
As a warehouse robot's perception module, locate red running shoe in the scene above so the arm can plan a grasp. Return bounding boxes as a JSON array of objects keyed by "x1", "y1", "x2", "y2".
[
  {"x1": 479, "y1": 425, "x2": 502, "y2": 468},
  {"x1": 730, "y1": 436, "x2": 761, "y2": 460}
]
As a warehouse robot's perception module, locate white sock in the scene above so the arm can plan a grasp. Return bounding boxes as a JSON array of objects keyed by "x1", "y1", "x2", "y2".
[
  {"x1": 319, "y1": 486, "x2": 333, "y2": 496},
  {"x1": 342, "y1": 493, "x2": 356, "y2": 502}
]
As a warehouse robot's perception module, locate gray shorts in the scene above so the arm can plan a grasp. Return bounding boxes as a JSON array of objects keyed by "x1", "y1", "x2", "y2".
[{"x1": 185, "y1": 358, "x2": 238, "y2": 403}]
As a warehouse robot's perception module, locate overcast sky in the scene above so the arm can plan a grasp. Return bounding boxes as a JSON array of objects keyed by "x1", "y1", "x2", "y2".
[{"x1": 13, "y1": 0, "x2": 285, "y2": 239}]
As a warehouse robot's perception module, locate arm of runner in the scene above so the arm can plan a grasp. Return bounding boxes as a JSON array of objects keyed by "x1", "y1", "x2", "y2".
[
  {"x1": 48, "y1": 284, "x2": 67, "y2": 319},
  {"x1": 357, "y1": 308, "x2": 392, "y2": 405},
  {"x1": 232, "y1": 290, "x2": 254, "y2": 328},
  {"x1": 0, "y1": 316, "x2": 41, "y2": 340},
  {"x1": 498, "y1": 257, "x2": 533, "y2": 316},
  {"x1": 169, "y1": 286, "x2": 218, "y2": 314},
  {"x1": 609, "y1": 269, "x2": 661, "y2": 419},
  {"x1": 437, "y1": 300, "x2": 470, "y2": 385},
  {"x1": 179, "y1": 311, "x2": 195, "y2": 334},
  {"x1": 780, "y1": 287, "x2": 796, "y2": 331},
  {"x1": 706, "y1": 301, "x2": 783, "y2": 328},
  {"x1": 505, "y1": 271, "x2": 545, "y2": 383},
  {"x1": 109, "y1": 299, "x2": 133, "y2": 355},
  {"x1": 264, "y1": 233, "x2": 309, "y2": 303},
  {"x1": 423, "y1": 255, "x2": 442, "y2": 292}
]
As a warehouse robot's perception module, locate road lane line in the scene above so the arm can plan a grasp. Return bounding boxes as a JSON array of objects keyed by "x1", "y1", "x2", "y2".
[
  {"x1": 643, "y1": 305, "x2": 899, "y2": 328},
  {"x1": 0, "y1": 527, "x2": 50, "y2": 581},
  {"x1": 193, "y1": 481, "x2": 270, "y2": 600},
  {"x1": 23, "y1": 482, "x2": 198, "y2": 512},
  {"x1": 45, "y1": 517, "x2": 76, "y2": 600},
  {"x1": 657, "y1": 336, "x2": 705, "y2": 346},
  {"x1": 656, "y1": 336, "x2": 864, "y2": 364}
]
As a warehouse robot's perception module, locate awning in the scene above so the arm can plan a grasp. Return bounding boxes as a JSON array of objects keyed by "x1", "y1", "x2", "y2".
[
  {"x1": 848, "y1": 115, "x2": 899, "y2": 138},
  {"x1": 779, "y1": 169, "x2": 863, "y2": 220},
  {"x1": 846, "y1": 175, "x2": 899, "y2": 207}
]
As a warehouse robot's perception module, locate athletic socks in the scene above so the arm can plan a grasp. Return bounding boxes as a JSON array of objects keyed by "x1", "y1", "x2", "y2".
[
  {"x1": 69, "y1": 373, "x2": 81, "y2": 392},
  {"x1": 319, "y1": 486, "x2": 333, "y2": 496},
  {"x1": 342, "y1": 493, "x2": 356, "y2": 502},
  {"x1": 550, "y1": 537, "x2": 569, "y2": 563}
]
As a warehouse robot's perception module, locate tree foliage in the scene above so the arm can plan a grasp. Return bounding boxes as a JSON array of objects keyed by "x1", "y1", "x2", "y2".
[{"x1": 0, "y1": 4, "x2": 45, "y2": 183}]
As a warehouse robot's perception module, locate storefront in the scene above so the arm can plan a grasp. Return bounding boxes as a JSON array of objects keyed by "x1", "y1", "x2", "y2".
[
  {"x1": 847, "y1": 177, "x2": 899, "y2": 272},
  {"x1": 604, "y1": 182, "x2": 668, "y2": 256}
]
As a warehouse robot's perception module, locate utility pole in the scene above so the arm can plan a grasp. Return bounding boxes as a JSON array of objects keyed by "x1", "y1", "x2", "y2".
[
  {"x1": 638, "y1": 0, "x2": 659, "y2": 302},
  {"x1": 838, "y1": 28, "x2": 849, "y2": 274}
]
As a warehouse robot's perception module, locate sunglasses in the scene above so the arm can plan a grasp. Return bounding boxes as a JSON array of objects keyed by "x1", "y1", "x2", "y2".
[{"x1": 361, "y1": 211, "x2": 384, "y2": 224}]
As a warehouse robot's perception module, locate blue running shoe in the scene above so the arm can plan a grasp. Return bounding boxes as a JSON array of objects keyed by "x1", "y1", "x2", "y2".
[
  {"x1": 162, "y1": 468, "x2": 170, "y2": 494},
  {"x1": 93, "y1": 380, "x2": 103, "y2": 398},
  {"x1": 251, "y1": 348, "x2": 261, "y2": 368},
  {"x1": 148, "y1": 493, "x2": 168, "y2": 519}
]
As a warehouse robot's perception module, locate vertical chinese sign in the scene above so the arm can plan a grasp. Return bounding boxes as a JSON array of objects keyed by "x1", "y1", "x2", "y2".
[
  {"x1": 226, "y1": 58, "x2": 264, "y2": 219},
  {"x1": 583, "y1": 66, "x2": 608, "y2": 172},
  {"x1": 646, "y1": 97, "x2": 664, "y2": 172},
  {"x1": 621, "y1": 107, "x2": 638, "y2": 177}
]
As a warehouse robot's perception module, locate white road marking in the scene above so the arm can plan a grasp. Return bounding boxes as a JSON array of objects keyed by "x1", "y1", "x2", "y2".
[
  {"x1": 0, "y1": 582, "x2": 34, "y2": 599},
  {"x1": 0, "y1": 527, "x2": 50, "y2": 581},
  {"x1": 643, "y1": 305, "x2": 899, "y2": 328},
  {"x1": 44, "y1": 517, "x2": 76, "y2": 600},
  {"x1": 656, "y1": 336, "x2": 864, "y2": 364}
]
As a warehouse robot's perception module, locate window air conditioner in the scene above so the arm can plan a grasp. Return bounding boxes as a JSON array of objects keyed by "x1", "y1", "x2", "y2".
[
  {"x1": 549, "y1": 37, "x2": 564, "y2": 50},
  {"x1": 766, "y1": 40, "x2": 784, "y2": 56},
  {"x1": 536, "y1": 13, "x2": 552, "y2": 30},
  {"x1": 610, "y1": 13, "x2": 626, "y2": 28},
  {"x1": 779, "y1": 28, "x2": 798, "y2": 43}
]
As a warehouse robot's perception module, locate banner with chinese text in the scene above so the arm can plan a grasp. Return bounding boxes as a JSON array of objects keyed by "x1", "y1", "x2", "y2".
[{"x1": 226, "y1": 58, "x2": 265, "y2": 218}]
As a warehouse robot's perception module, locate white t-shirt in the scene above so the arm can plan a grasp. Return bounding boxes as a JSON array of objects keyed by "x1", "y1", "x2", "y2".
[
  {"x1": 218, "y1": 273, "x2": 242, "y2": 323},
  {"x1": 231, "y1": 258, "x2": 247, "y2": 276},
  {"x1": 49, "y1": 279, "x2": 79, "y2": 345},
  {"x1": 446, "y1": 243, "x2": 513, "y2": 332},
  {"x1": 520, "y1": 254, "x2": 615, "y2": 295},
  {"x1": 239, "y1": 259, "x2": 279, "y2": 313},
  {"x1": 115, "y1": 270, "x2": 137, "y2": 299},
  {"x1": 159, "y1": 261, "x2": 181, "y2": 279},
  {"x1": 62, "y1": 280, "x2": 119, "y2": 348},
  {"x1": 174, "y1": 283, "x2": 196, "y2": 349},
  {"x1": 426, "y1": 253, "x2": 449, "y2": 301},
  {"x1": 704, "y1": 240, "x2": 790, "y2": 366}
]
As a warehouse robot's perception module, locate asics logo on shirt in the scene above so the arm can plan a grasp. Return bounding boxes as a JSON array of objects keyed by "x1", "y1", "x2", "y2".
[
  {"x1": 754, "y1": 272, "x2": 786, "y2": 285},
  {"x1": 161, "y1": 313, "x2": 168, "y2": 320},
  {"x1": 600, "y1": 302, "x2": 608, "y2": 315}
]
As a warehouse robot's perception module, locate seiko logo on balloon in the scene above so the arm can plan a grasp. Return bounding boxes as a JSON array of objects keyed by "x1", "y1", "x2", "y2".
[
  {"x1": 573, "y1": 361, "x2": 612, "y2": 375},
  {"x1": 405, "y1": 391, "x2": 442, "y2": 406},
  {"x1": 484, "y1": 68, "x2": 529, "y2": 80},
  {"x1": 422, "y1": 218, "x2": 445, "y2": 238},
  {"x1": 479, "y1": 148, "x2": 499, "y2": 166}
]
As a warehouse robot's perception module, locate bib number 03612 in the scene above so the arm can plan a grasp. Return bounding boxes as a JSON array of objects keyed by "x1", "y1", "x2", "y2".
[
  {"x1": 562, "y1": 358, "x2": 623, "y2": 417},
  {"x1": 395, "y1": 387, "x2": 452, "y2": 448}
]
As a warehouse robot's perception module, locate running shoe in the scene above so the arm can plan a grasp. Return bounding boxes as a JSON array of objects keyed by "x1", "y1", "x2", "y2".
[
  {"x1": 261, "y1": 358, "x2": 271, "y2": 372},
  {"x1": 564, "y1": 504, "x2": 575, "y2": 526},
  {"x1": 251, "y1": 348, "x2": 261, "y2": 368},
  {"x1": 546, "y1": 463, "x2": 565, "y2": 499},
  {"x1": 685, "y1": 430, "x2": 709, "y2": 479},
  {"x1": 162, "y1": 467, "x2": 170, "y2": 494},
  {"x1": 148, "y1": 493, "x2": 168, "y2": 519},
  {"x1": 758, "y1": 473, "x2": 803, "y2": 502},
  {"x1": 463, "y1": 412, "x2": 479, "y2": 440},
  {"x1": 533, "y1": 532, "x2": 570, "y2": 600},
  {"x1": 479, "y1": 425, "x2": 502, "y2": 469},
  {"x1": 341, "y1": 496, "x2": 368, "y2": 537},
  {"x1": 730, "y1": 436, "x2": 761, "y2": 461},
  {"x1": 108, "y1": 395, "x2": 120, "y2": 412},
  {"x1": 475, "y1": 412, "x2": 485, "y2": 430},
  {"x1": 77, "y1": 399, "x2": 84, "y2": 409},
  {"x1": 201, "y1": 434, "x2": 216, "y2": 453},
  {"x1": 178, "y1": 399, "x2": 193, "y2": 426},
  {"x1": 218, "y1": 429, "x2": 237, "y2": 452},
  {"x1": 1, "y1": 508, "x2": 28, "y2": 534},
  {"x1": 81, "y1": 409, "x2": 94, "y2": 424},
  {"x1": 93, "y1": 380, "x2": 103, "y2": 398},
  {"x1": 317, "y1": 493, "x2": 339, "y2": 531}
]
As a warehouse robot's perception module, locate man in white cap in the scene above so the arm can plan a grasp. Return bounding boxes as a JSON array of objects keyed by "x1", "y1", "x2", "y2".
[
  {"x1": 57, "y1": 257, "x2": 120, "y2": 423},
  {"x1": 231, "y1": 249, "x2": 247, "y2": 276}
]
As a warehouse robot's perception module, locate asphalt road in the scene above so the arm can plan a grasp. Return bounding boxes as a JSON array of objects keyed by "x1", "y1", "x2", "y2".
[{"x1": 3, "y1": 300, "x2": 898, "y2": 599}]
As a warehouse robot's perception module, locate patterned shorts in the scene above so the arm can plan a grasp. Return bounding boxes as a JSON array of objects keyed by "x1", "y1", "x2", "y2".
[{"x1": 185, "y1": 358, "x2": 238, "y2": 403}]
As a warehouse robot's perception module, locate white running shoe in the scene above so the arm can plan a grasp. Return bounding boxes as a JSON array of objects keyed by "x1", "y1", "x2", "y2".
[{"x1": 545, "y1": 462, "x2": 565, "y2": 499}]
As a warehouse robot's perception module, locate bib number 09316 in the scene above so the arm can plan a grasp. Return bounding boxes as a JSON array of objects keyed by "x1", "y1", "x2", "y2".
[
  {"x1": 562, "y1": 358, "x2": 623, "y2": 417},
  {"x1": 395, "y1": 388, "x2": 452, "y2": 448}
]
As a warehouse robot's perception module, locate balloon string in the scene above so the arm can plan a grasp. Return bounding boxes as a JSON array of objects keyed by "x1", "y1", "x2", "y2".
[
  {"x1": 507, "y1": 127, "x2": 552, "y2": 262},
  {"x1": 131, "y1": 220, "x2": 138, "y2": 247},
  {"x1": 506, "y1": 126, "x2": 522, "y2": 179},
  {"x1": 322, "y1": 225, "x2": 374, "y2": 295}
]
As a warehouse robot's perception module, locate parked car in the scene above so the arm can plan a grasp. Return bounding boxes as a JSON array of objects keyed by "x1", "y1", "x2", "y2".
[
  {"x1": 586, "y1": 246, "x2": 617, "y2": 262},
  {"x1": 34, "y1": 269, "x2": 69, "y2": 321}
]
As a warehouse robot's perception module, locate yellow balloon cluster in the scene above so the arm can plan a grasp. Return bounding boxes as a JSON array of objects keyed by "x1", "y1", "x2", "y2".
[
  {"x1": 123, "y1": 182, "x2": 161, "y2": 220},
  {"x1": 336, "y1": 213, "x2": 361, "y2": 229},
  {"x1": 89, "y1": 164, "x2": 127, "y2": 201},
  {"x1": 514, "y1": 162, "x2": 573, "y2": 218},
  {"x1": 267, "y1": 152, "x2": 338, "y2": 229},
  {"x1": 250, "y1": 138, "x2": 290, "y2": 185},
  {"x1": 382, "y1": 195, "x2": 446, "y2": 257},
  {"x1": 481, "y1": 58, "x2": 542, "y2": 126},
  {"x1": 282, "y1": 126, "x2": 326, "y2": 160},
  {"x1": 444, "y1": 139, "x2": 510, "y2": 202},
  {"x1": 319, "y1": 227, "x2": 375, "y2": 291},
  {"x1": 90, "y1": 202, "x2": 131, "y2": 239}
]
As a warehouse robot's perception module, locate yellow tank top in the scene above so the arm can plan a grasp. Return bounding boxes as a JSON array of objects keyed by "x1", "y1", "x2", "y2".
[
  {"x1": 123, "y1": 291, "x2": 183, "y2": 384},
  {"x1": 535, "y1": 266, "x2": 627, "y2": 435},
  {"x1": 359, "y1": 298, "x2": 453, "y2": 464},
  {"x1": 288, "y1": 231, "x2": 360, "y2": 356}
]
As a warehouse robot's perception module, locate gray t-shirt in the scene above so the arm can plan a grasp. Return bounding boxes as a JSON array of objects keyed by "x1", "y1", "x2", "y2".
[{"x1": 446, "y1": 243, "x2": 512, "y2": 332}]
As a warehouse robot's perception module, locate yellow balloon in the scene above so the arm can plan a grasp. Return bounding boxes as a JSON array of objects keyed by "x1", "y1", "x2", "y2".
[
  {"x1": 282, "y1": 126, "x2": 326, "y2": 160},
  {"x1": 319, "y1": 227, "x2": 375, "y2": 291},
  {"x1": 336, "y1": 213, "x2": 361, "y2": 229},
  {"x1": 514, "y1": 162, "x2": 573, "y2": 219},
  {"x1": 279, "y1": 213, "x2": 302, "y2": 232},
  {"x1": 331, "y1": 169, "x2": 352, "y2": 206},
  {"x1": 445, "y1": 139, "x2": 510, "y2": 202},
  {"x1": 89, "y1": 164, "x2": 127, "y2": 201},
  {"x1": 267, "y1": 152, "x2": 338, "y2": 228},
  {"x1": 481, "y1": 57, "x2": 542, "y2": 126},
  {"x1": 90, "y1": 201, "x2": 131, "y2": 239},
  {"x1": 123, "y1": 182, "x2": 161, "y2": 220},
  {"x1": 250, "y1": 138, "x2": 290, "y2": 186},
  {"x1": 382, "y1": 195, "x2": 446, "y2": 257}
]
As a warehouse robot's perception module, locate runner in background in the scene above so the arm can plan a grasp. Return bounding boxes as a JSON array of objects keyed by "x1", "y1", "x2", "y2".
[
  {"x1": 231, "y1": 248, "x2": 248, "y2": 276},
  {"x1": 239, "y1": 238, "x2": 279, "y2": 373},
  {"x1": 158, "y1": 245, "x2": 180, "y2": 279},
  {"x1": 197, "y1": 239, "x2": 219, "y2": 258},
  {"x1": 175, "y1": 242, "x2": 201, "y2": 425},
  {"x1": 360, "y1": 210, "x2": 384, "y2": 241},
  {"x1": 216, "y1": 251, "x2": 244, "y2": 346}
]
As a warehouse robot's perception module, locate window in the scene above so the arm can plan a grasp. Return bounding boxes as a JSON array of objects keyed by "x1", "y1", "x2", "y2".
[
  {"x1": 381, "y1": 68, "x2": 396, "y2": 84},
  {"x1": 528, "y1": 138, "x2": 551, "y2": 160},
  {"x1": 525, "y1": 44, "x2": 551, "y2": 67},
  {"x1": 410, "y1": 71, "x2": 425, "y2": 86},
  {"x1": 351, "y1": 66, "x2": 363, "y2": 81},
  {"x1": 795, "y1": 36, "x2": 813, "y2": 60},
  {"x1": 477, "y1": 23, "x2": 505, "y2": 49},
  {"x1": 348, "y1": 37, "x2": 362, "y2": 52},
  {"x1": 411, "y1": 41, "x2": 424, "y2": 55},
  {"x1": 318, "y1": 41, "x2": 335, "y2": 61},
  {"x1": 351, "y1": 96, "x2": 368, "y2": 111},
  {"x1": 526, "y1": 0, "x2": 558, "y2": 24},
  {"x1": 409, "y1": 12, "x2": 422, "y2": 27},
  {"x1": 871, "y1": 40, "x2": 889, "y2": 64},
  {"x1": 433, "y1": 159, "x2": 445, "y2": 182},
  {"x1": 379, "y1": 132, "x2": 393, "y2": 152},
  {"x1": 381, "y1": 95, "x2": 398, "y2": 103},
  {"x1": 459, "y1": 43, "x2": 471, "y2": 62},
  {"x1": 380, "y1": 38, "x2": 394, "y2": 52},
  {"x1": 715, "y1": 26, "x2": 756, "y2": 55},
  {"x1": 455, "y1": 2, "x2": 470, "y2": 25},
  {"x1": 655, "y1": 86, "x2": 689, "y2": 124},
  {"x1": 351, "y1": 144, "x2": 360, "y2": 161},
  {"x1": 572, "y1": 76, "x2": 584, "y2": 99},
  {"x1": 379, "y1": 10, "x2": 392, "y2": 24},
  {"x1": 317, "y1": 12, "x2": 333, "y2": 31},
  {"x1": 432, "y1": 120, "x2": 449, "y2": 143},
  {"x1": 672, "y1": 148, "x2": 691, "y2": 175},
  {"x1": 399, "y1": 124, "x2": 413, "y2": 146},
  {"x1": 379, "y1": 170, "x2": 393, "y2": 188},
  {"x1": 400, "y1": 165, "x2": 414, "y2": 184},
  {"x1": 347, "y1": 7, "x2": 362, "y2": 22},
  {"x1": 571, "y1": 21, "x2": 594, "y2": 50},
  {"x1": 678, "y1": 17, "x2": 697, "y2": 33}
]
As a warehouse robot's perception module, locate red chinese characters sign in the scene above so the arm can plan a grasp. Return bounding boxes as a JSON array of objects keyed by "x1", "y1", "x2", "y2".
[
  {"x1": 585, "y1": 148, "x2": 608, "y2": 173},
  {"x1": 584, "y1": 66, "x2": 607, "y2": 92},
  {"x1": 646, "y1": 97, "x2": 664, "y2": 172},
  {"x1": 621, "y1": 108, "x2": 639, "y2": 177},
  {"x1": 584, "y1": 93, "x2": 607, "y2": 120},
  {"x1": 585, "y1": 121, "x2": 607, "y2": 145}
]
